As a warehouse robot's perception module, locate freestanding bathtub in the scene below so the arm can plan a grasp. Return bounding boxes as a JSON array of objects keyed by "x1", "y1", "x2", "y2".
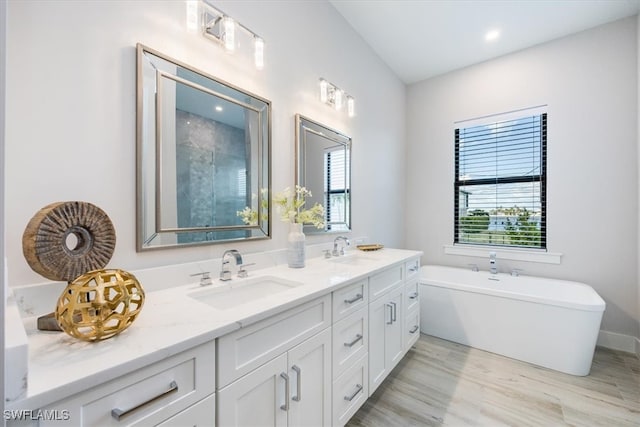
[{"x1": 419, "y1": 265, "x2": 605, "y2": 376}]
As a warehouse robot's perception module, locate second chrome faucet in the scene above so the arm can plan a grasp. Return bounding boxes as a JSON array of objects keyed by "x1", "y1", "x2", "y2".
[{"x1": 220, "y1": 249, "x2": 243, "y2": 281}]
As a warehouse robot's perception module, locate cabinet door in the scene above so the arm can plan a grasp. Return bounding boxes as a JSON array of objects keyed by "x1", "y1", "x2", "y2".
[
  {"x1": 385, "y1": 287, "x2": 404, "y2": 371},
  {"x1": 368, "y1": 287, "x2": 404, "y2": 394},
  {"x1": 368, "y1": 295, "x2": 391, "y2": 394},
  {"x1": 287, "y1": 328, "x2": 332, "y2": 427},
  {"x1": 218, "y1": 354, "x2": 288, "y2": 427}
]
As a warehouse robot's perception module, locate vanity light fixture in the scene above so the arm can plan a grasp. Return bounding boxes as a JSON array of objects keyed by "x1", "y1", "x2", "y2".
[
  {"x1": 318, "y1": 78, "x2": 355, "y2": 118},
  {"x1": 199, "y1": 1, "x2": 265, "y2": 70}
]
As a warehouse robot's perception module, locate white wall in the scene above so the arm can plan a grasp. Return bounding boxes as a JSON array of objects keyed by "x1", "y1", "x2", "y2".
[
  {"x1": 406, "y1": 17, "x2": 639, "y2": 337},
  {"x1": 5, "y1": 0, "x2": 406, "y2": 287},
  {"x1": 1, "y1": 0, "x2": 6, "y2": 411}
]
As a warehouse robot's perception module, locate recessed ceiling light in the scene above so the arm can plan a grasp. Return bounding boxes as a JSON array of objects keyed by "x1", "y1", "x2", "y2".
[
  {"x1": 485, "y1": 29, "x2": 500, "y2": 42},
  {"x1": 215, "y1": 105, "x2": 223, "y2": 112}
]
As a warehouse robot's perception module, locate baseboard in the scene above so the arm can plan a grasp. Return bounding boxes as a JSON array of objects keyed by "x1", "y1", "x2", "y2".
[{"x1": 597, "y1": 330, "x2": 639, "y2": 356}]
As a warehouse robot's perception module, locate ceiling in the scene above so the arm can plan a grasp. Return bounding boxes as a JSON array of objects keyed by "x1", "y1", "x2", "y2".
[{"x1": 329, "y1": 0, "x2": 640, "y2": 84}]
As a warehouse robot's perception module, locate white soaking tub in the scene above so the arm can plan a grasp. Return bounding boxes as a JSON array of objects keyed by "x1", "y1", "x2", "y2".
[{"x1": 419, "y1": 265, "x2": 605, "y2": 376}]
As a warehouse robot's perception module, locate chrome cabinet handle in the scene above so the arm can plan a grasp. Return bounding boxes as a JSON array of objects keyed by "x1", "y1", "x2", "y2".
[
  {"x1": 344, "y1": 293, "x2": 363, "y2": 304},
  {"x1": 344, "y1": 384, "x2": 363, "y2": 402},
  {"x1": 390, "y1": 301, "x2": 397, "y2": 322},
  {"x1": 111, "y1": 381, "x2": 178, "y2": 421},
  {"x1": 410, "y1": 325, "x2": 419, "y2": 334},
  {"x1": 409, "y1": 264, "x2": 419, "y2": 272},
  {"x1": 386, "y1": 303, "x2": 393, "y2": 324},
  {"x1": 408, "y1": 292, "x2": 418, "y2": 300},
  {"x1": 280, "y1": 372, "x2": 290, "y2": 411},
  {"x1": 292, "y1": 365, "x2": 301, "y2": 402},
  {"x1": 344, "y1": 334, "x2": 363, "y2": 348}
]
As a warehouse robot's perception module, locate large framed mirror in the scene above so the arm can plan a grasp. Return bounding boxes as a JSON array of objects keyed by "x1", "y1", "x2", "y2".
[
  {"x1": 295, "y1": 114, "x2": 351, "y2": 234},
  {"x1": 136, "y1": 44, "x2": 271, "y2": 250}
]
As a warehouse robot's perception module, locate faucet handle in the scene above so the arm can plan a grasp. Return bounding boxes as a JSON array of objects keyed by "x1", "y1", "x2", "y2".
[
  {"x1": 237, "y1": 263, "x2": 255, "y2": 278},
  {"x1": 511, "y1": 268, "x2": 523, "y2": 277},
  {"x1": 190, "y1": 271, "x2": 212, "y2": 286},
  {"x1": 467, "y1": 263, "x2": 479, "y2": 272},
  {"x1": 323, "y1": 250, "x2": 332, "y2": 259}
]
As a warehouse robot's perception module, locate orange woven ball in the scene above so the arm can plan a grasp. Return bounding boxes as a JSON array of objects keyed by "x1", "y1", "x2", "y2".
[{"x1": 55, "y1": 269, "x2": 145, "y2": 341}]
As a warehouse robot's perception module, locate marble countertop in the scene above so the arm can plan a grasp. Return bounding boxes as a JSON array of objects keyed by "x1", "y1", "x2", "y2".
[{"x1": 7, "y1": 248, "x2": 421, "y2": 410}]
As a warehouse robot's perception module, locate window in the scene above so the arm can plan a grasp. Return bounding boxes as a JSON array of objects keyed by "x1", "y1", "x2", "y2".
[
  {"x1": 454, "y1": 112, "x2": 547, "y2": 249},
  {"x1": 324, "y1": 147, "x2": 350, "y2": 231}
]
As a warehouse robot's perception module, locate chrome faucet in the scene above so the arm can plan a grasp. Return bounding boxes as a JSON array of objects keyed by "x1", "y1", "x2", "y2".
[
  {"x1": 220, "y1": 249, "x2": 243, "y2": 281},
  {"x1": 489, "y1": 252, "x2": 498, "y2": 274},
  {"x1": 332, "y1": 236, "x2": 350, "y2": 256}
]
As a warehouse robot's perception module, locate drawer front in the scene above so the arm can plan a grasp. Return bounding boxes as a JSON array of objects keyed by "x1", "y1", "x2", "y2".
[
  {"x1": 40, "y1": 341, "x2": 215, "y2": 427},
  {"x1": 405, "y1": 258, "x2": 420, "y2": 280},
  {"x1": 368, "y1": 266, "x2": 403, "y2": 302},
  {"x1": 404, "y1": 307, "x2": 420, "y2": 350},
  {"x1": 404, "y1": 278, "x2": 419, "y2": 313},
  {"x1": 332, "y1": 280, "x2": 367, "y2": 322},
  {"x1": 155, "y1": 393, "x2": 215, "y2": 426},
  {"x1": 218, "y1": 295, "x2": 331, "y2": 388},
  {"x1": 332, "y1": 353, "x2": 368, "y2": 427},
  {"x1": 332, "y1": 307, "x2": 368, "y2": 379}
]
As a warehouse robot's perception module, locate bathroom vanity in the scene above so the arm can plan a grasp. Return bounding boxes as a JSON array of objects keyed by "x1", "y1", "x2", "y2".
[{"x1": 6, "y1": 248, "x2": 421, "y2": 426}]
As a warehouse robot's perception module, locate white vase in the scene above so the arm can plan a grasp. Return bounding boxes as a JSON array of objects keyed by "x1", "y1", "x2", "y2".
[{"x1": 287, "y1": 222, "x2": 306, "y2": 268}]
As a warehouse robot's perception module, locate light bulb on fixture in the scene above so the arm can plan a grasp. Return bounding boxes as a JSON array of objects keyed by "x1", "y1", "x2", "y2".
[
  {"x1": 319, "y1": 79, "x2": 328, "y2": 103},
  {"x1": 347, "y1": 96, "x2": 355, "y2": 117},
  {"x1": 334, "y1": 89, "x2": 343, "y2": 111},
  {"x1": 254, "y1": 37, "x2": 264, "y2": 70},
  {"x1": 222, "y1": 16, "x2": 235, "y2": 51},
  {"x1": 185, "y1": 0, "x2": 199, "y2": 33}
]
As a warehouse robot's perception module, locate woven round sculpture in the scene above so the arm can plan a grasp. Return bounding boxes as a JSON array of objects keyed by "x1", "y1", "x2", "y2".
[
  {"x1": 22, "y1": 201, "x2": 116, "y2": 282},
  {"x1": 55, "y1": 269, "x2": 145, "y2": 341}
]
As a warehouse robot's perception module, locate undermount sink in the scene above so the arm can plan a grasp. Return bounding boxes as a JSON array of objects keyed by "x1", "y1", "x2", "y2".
[
  {"x1": 187, "y1": 276, "x2": 304, "y2": 310},
  {"x1": 327, "y1": 253, "x2": 377, "y2": 265}
]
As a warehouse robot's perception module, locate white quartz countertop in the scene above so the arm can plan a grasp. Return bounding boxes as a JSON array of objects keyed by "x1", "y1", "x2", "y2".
[{"x1": 8, "y1": 248, "x2": 421, "y2": 410}]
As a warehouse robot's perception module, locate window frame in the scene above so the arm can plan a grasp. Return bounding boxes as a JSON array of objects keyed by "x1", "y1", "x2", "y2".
[{"x1": 453, "y1": 112, "x2": 547, "y2": 249}]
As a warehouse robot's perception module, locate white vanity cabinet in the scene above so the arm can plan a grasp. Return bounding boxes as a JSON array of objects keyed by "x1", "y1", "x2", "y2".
[
  {"x1": 367, "y1": 258, "x2": 421, "y2": 395},
  {"x1": 217, "y1": 295, "x2": 332, "y2": 427},
  {"x1": 30, "y1": 340, "x2": 216, "y2": 427}
]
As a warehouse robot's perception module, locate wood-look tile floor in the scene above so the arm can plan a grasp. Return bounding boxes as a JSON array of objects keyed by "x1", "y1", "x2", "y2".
[{"x1": 347, "y1": 334, "x2": 639, "y2": 427}]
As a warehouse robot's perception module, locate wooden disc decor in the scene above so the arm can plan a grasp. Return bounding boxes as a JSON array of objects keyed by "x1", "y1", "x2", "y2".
[
  {"x1": 55, "y1": 269, "x2": 145, "y2": 341},
  {"x1": 22, "y1": 201, "x2": 116, "y2": 282}
]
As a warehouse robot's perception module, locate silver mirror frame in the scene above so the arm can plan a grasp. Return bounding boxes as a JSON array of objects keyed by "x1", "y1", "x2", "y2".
[
  {"x1": 136, "y1": 44, "x2": 271, "y2": 251},
  {"x1": 295, "y1": 114, "x2": 351, "y2": 234}
]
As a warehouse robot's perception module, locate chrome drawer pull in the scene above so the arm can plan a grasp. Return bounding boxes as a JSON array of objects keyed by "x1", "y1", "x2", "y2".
[
  {"x1": 409, "y1": 265, "x2": 419, "y2": 272},
  {"x1": 344, "y1": 384, "x2": 363, "y2": 402},
  {"x1": 111, "y1": 380, "x2": 178, "y2": 421},
  {"x1": 390, "y1": 301, "x2": 397, "y2": 322},
  {"x1": 280, "y1": 372, "x2": 290, "y2": 411},
  {"x1": 292, "y1": 365, "x2": 301, "y2": 402},
  {"x1": 409, "y1": 325, "x2": 419, "y2": 334},
  {"x1": 344, "y1": 293, "x2": 363, "y2": 304},
  {"x1": 344, "y1": 334, "x2": 363, "y2": 348},
  {"x1": 408, "y1": 292, "x2": 418, "y2": 300}
]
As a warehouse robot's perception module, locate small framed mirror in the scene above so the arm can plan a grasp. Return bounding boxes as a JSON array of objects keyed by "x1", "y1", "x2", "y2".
[
  {"x1": 136, "y1": 44, "x2": 271, "y2": 250},
  {"x1": 295, "y1": 114, "x2": 351, "y2": 234}
]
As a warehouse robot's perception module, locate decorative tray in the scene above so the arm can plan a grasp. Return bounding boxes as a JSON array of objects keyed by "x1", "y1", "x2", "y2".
[{"x1": 357, "y1": 244, "x2": 384, "y2": 252}]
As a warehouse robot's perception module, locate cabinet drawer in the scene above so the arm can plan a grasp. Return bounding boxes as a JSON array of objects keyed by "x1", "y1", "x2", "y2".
[
  {"x1": 368, "y1": 266, "x2": 403, "y2": 302},
  {"x1": 404, "y1": 307, "x2": 420, "y2": 350},
  {"x1": 405, "y1": 278, "x2": 419, "y2": 313},
  {"x1": 332, "y1": 353, "x2": 368, "y2": 427},
  {"x1": 218, "y1": 295, "x2": 331, "y2": 388},
  {"x1": 332, "y1": 307, "x2": 368, "y2": 379},
  {"x1": 40, "y1": 341, "x2": 215, "y2": 427},
  {"x1": 405, "y1": 258, "x2": 420, "y2": 280},
  {"x1": 155, "y1": 393, "x2": 215, "y2": 426},
  {"x1": 333, "y1": 280, "x2": 367, "y2": 322}
]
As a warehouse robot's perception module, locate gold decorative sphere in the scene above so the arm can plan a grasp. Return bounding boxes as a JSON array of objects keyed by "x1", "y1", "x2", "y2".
[{"x1": 55, "y1": 269, "x2": 145, "y2": 341}]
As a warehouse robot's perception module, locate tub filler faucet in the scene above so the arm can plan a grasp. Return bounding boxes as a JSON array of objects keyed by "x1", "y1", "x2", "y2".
[{"x1": 489, "y1": 252, "x2": 498, "y2": 275}]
